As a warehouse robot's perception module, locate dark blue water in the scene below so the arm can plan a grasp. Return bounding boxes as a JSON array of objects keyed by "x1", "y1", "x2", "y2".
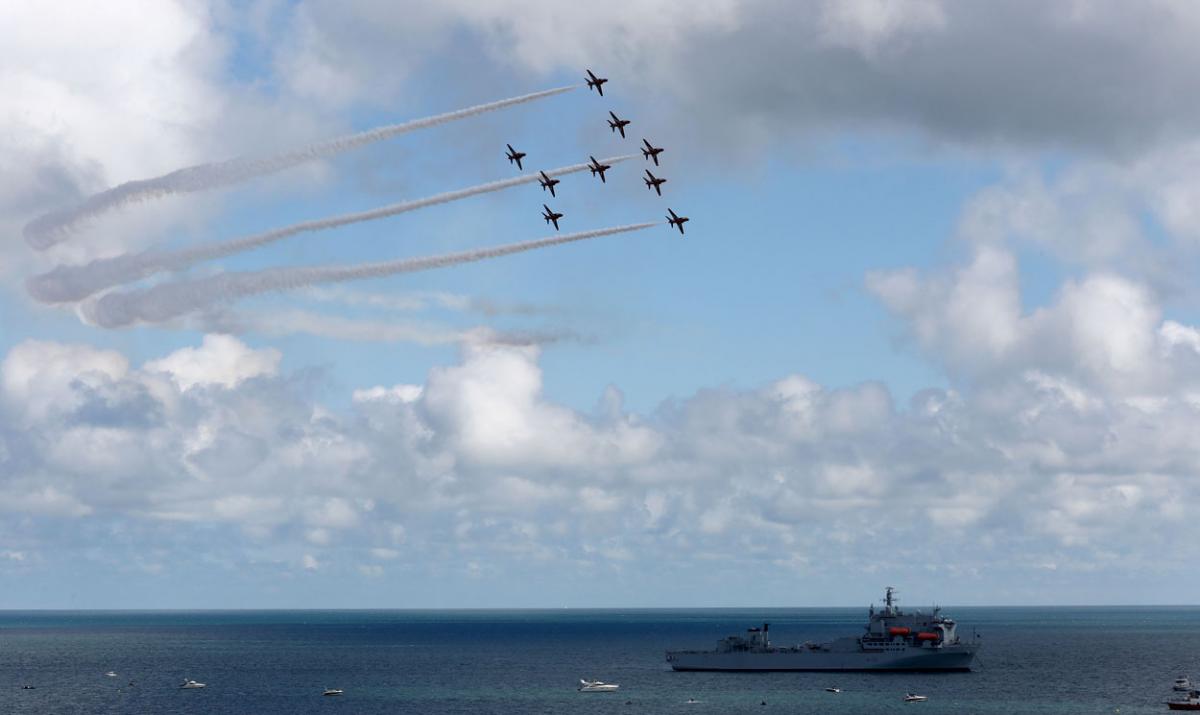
[{"x1": 1, "y1": 607, "x2": 1195, "y2": 713}]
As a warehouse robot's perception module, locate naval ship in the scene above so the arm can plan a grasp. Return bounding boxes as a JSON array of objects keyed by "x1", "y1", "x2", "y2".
[{"x1": 665, "y1": 587, "x2": 978, "y2": 672}]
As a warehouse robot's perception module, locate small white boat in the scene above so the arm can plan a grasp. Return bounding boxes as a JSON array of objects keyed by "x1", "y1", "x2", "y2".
[
  {"x1": 904, "y1": 692, "x2": 928, "y2": 702},
  {"x1": 180, "y1": 679, "x2": 206, "y2": 689},
  {"x1": 105, "y1": 671, "x2": 118, "y2": 677},
  {"x1": 579, "y1": 679, "x2": 620, "y2": 692},
  {"x1": 1177, "y1": 677, "x2": 1194, "y2": 692},
  {"x1": 323, "y1": 688, "x2": 344, "y2": 696},
  {"x1": 825, "y1": 687, "x2": 841, "y2": 693}
]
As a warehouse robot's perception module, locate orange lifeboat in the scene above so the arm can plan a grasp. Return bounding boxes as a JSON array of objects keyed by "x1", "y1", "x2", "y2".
[
  {"x1": 888, "y1": 627, "x2": 911, "y2": 636},
  {"x1": 915, "y1": 632, "x2": 940, "y2": 641}
]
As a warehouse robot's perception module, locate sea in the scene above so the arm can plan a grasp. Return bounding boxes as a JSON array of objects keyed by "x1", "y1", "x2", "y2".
[{"x1": 1, "y1": 606, "x2": 1196, "y2": 714}]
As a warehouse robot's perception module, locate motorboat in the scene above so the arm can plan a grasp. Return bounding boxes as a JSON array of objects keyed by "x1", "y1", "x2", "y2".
[
  {"x1": 1178, "y1": 677, "x2": 1194, "y2": 692},
  {"x1": 1168, "y1": 690, "x2": 1200, "y2": 711},
  {"x1": 904, "y1": 692, "x2": 928, "y2": 702},
  {"x1": 323, "y1": 688, "x2": 344, "y2": 696},
  {"x1": 180, "y1": 679, "x2": 206, "y2": 689},
  {"x1": 105, "y1": 671, "x2": 118, "y2": 677},
  {"x1": 825, "y1": 687, "x2": 841, "y2": 693},
  {"x1": 578, "y1": 679, "x2": 620, "y2": 692}
]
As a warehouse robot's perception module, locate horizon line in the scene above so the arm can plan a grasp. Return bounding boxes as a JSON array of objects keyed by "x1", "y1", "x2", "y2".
[{"x1": 2, "y1": 603, "x2": 1199, "y2": 612}]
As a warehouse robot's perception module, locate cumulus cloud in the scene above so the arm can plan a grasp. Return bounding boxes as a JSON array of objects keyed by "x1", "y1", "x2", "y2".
[
  {"x1": 3, "y1": 332, "x2": 1200, "y2": 602},
  {"x1": 145, "y1": 334, "x2": 281, "y2": 390},
  {"x1": 421, "y1": 339, "x2": 660, "y2": 468},
  {"x1": 0, "y1": 2, "x2": 224, "y2": 213},
  {"x1": 0, "y1": 2, "x2": 226, "y2": 273},
  {"x1": 0, "y1": 0, "x2": 345, "y2": 280},
  {"x1": 867, "y1": 240, "x2": 1200, "y2": 398},
  {"x1": 0, "y1": 340, "x2": 130, "y2": 424}
]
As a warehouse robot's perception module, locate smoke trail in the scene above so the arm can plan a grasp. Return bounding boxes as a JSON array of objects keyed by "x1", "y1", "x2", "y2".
[
  {"x1": 28, "y1": 155, "x2": 635, "y2": 304},
  {"x1": 83, "y1": 223, "x2": 658, "y2": 328},
  {"x1": 24, "y1": 85, "x2": 578, "y2": 250}
]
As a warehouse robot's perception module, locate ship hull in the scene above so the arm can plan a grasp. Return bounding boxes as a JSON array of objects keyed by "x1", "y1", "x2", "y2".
[{"x1": 666, "y1": 646, "x2": 978, "y2": 672}]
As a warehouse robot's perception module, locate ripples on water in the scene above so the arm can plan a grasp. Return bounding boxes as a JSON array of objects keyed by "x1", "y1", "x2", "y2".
[{"x1": 1, "y1": 607, "x2": 1196, "y2": 714}]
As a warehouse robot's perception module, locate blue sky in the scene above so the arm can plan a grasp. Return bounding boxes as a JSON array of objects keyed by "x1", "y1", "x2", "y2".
[{"x1": 5, "y1": 1, "x2": 1200, "y2": 608}]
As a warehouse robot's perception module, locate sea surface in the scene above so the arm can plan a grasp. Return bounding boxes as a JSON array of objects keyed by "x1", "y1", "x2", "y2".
[{"x1": 1, "y1": 606, "x2": 1196, "y2": 714}]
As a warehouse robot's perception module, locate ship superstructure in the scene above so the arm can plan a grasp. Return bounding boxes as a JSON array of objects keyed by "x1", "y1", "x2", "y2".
[{"x1": 665, "y1": 587, "x2": 978, "y2": 672}]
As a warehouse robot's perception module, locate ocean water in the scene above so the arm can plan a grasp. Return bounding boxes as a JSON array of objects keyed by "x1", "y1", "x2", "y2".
[{"x1": 0, "y1": 607, "x2": 1196, "y2": 714}]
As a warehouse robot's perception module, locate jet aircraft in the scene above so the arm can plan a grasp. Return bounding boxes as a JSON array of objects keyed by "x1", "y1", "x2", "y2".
[
  {"x1": 538, "y1": 171, "x2": 560, "y2": 197},
  {"x1": 644, "y1": 169, "x2": 667, "y2": 196},
  {"x1": 585, "y1": 69, "x2": 608, "y2": 96},
  {"x1": 666, "y1": 208, "x2": 689, "y2": 235},
  {"x1": 588, "y1": 156, "x2": 611, "y2": 183},
  {"x1": 641, "y1": 139, "x2": 664, "y2": 166},
  {"x1": 607, "y1": 111, "x2": 631, "y2": 138},
  {"x1": 505, "y1": 144, "x2": 526, "y2": 170},
  {"x1": 542, "y1": 204, "x2": 564, "y2": 231}
]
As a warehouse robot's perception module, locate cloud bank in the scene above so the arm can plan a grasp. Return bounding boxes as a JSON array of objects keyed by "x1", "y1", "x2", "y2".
[
  {"x1": 278, "y1": 0, "x2": 1200, "y2": 155},
  {"x1": 3, "y1": 325, "x2": 1199, "y2": 605}
]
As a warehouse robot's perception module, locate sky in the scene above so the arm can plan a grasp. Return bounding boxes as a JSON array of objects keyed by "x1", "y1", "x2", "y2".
[{"x1": 4, "y1": 0, "x2": 1200, "y2": 608}]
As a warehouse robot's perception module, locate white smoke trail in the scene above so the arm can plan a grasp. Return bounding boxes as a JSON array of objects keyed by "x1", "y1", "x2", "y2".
[
  {"x1": 24, "y1": 85, "x2": 578, "y2": 250},
  {"x1": 82, "y1": 223, "x2": 658, "y2": 328},
  {"x1": 28, "y1": 155, "x2": 635, "y2": 304}
]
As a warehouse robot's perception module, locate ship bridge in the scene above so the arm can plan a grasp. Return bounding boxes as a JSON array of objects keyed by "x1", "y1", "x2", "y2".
[{"x1": 862, "y1": 587, "x2": 961, "y2": 648}]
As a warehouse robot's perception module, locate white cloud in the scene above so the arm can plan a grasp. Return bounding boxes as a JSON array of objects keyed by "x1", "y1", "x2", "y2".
[
  {"x1": 867, "y1": 244, "x2": 1196, "y2": 397},
  {"x1": 0, "y1": 1, "x2": 224, "y2": 200},
  {"x1": 3, "y1": 487, "x2": 93, "y2": 518},
  {"x1": 0, "y1": 1, "x2": 237, "y2": 273},
  {"x1": 353, "y1": 384, "x2": 423, "y2": 404},
  {"x1": 306, "y1": 529, "x2": 332, "y2": 546},
  {"x1": 421, "y1": 340, "x2": 660, "y2": 468},
  {"x1": 307, "y1": 498, "x2": 359, "y2": 529},
  {"x1": 817, "y1": 0, "x2": 947, "y2": 57},
  {"x1": 0, "y1": 340, "x2": 129, "y2": 423},
  {"x1": 145, "y1": 334, "x2": 281, "y2": 390},
  {"x1": 1, "y1": 0, "x2": 349, "y2": 293}
]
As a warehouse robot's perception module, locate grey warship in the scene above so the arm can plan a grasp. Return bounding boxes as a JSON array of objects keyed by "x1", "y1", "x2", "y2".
[{"x1": 665, "y1": 587, "x2": 978, "y2": 672}]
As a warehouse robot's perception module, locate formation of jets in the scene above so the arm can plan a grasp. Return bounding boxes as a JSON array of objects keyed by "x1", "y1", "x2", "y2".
[{"x1": 504, "y1": 70, "x2": 689, "y2": 236}]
